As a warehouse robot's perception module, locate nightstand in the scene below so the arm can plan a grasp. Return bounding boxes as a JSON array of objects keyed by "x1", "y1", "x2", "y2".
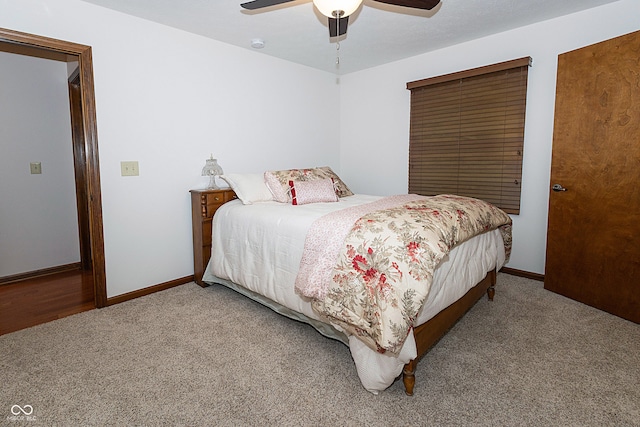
[{"x1": 190, "y1": 188, "x2": 237, "y2": 286}]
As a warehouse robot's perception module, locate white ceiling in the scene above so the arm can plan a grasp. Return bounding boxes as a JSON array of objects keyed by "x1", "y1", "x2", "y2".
[{"x1": 79, "y1": 0, "x2": 620, "y2": 74}]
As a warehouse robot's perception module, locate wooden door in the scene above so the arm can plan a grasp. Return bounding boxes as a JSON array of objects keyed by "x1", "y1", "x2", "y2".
[
  {"x1": 69, "y1": 70, "x2": 92, "y2": 272},
  {"x1": 545, "y1": 31, "x2": 640, "y2": 323}
]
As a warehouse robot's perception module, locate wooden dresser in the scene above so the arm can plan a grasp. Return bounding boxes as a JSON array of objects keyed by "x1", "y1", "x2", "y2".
[{"x1": 190, "y1": 188, "x2": 237, "y2": 286}]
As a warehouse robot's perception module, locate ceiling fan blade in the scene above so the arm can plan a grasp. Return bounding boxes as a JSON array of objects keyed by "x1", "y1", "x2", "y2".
[
  {"x1": 240, "y1": 0, "x2": 296, "y2": 10},
  {"x1": 328, "y1": 16, "x2": 349, "y2": 37},
  {"x1": 373, "y1": 0, "x2": 440, "y2": 10}
]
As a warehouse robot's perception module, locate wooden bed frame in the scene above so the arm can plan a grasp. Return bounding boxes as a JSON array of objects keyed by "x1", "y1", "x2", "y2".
[
  {"x1": 403, "y1": 269, "x2": 495, "y2": 395},
  {"x1": 190, "y1": 188, "x2": 496, "y2": 396}
]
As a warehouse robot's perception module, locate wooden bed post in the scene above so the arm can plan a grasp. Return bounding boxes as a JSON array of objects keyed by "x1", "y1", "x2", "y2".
[
  {"x1": 402, "y1": 360, "x2": 418, "y2": 396},
  {"x1": 487, "y1": 268, "x2": 497, "y2": 301}
]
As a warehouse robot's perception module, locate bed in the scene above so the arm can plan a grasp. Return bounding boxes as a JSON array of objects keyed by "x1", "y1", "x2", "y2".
[{"x1": 195, "y1": 167, "x2": 512, "y2": 395}]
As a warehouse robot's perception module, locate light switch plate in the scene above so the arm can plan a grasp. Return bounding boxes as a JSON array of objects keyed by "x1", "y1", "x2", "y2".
[
  {"x1": 120, "y1": 161, "x2": 139, "y2": 176},
  {"x1": 30, "y1": 162, "x2": 42, "y2": 174}
]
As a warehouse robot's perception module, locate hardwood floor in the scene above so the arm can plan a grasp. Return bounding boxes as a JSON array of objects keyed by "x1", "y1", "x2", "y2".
[{"x1": 0, "y1": 269, "x2": 95, "y2": 335}]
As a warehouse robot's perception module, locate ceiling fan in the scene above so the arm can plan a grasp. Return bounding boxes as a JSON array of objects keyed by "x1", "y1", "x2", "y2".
[{"x1": 240, "y1": 0, "x2": 441, "y2": 37}]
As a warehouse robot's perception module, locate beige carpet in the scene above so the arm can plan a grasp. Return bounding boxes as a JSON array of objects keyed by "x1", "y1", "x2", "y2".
[{"x1": 1, "y1": 273, "x2": 638, "y2": 426}]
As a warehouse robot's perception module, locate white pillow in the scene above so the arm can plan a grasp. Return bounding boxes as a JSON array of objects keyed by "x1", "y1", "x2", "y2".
[{"x1": 221, "y1": 173, "x2": 273, "y2": 205}]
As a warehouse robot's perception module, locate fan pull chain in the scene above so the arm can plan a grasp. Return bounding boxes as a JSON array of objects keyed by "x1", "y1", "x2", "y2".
[{"x1": 335, "y1": 11, "x2": 340, "y2": 65}]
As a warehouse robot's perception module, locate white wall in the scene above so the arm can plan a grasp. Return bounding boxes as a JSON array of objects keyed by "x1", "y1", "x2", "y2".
[
  {"x1": 1, "y1": 0, "x2": 340, "y2": 297},
  {"x1": 2, "y1": 0, "x2": 637, "y2": 296},
  {"x1": 0, "y1": 52, "x2": 79, "y2": 276},
  {"x1": 339, "y1": 0, "x2": 640, "y2": 275}
]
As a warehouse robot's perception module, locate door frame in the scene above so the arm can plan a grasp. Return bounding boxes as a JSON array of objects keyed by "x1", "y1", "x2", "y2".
[{"x1": 0, "y1": 27, "x2": 107, "y2": 307}]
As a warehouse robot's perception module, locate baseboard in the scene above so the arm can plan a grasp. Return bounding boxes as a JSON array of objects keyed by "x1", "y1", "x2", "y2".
[
  {"x1": 0, "y1": 262, "x2": 82, "y2": 285},
  {"x1": 500, "y1": 267, "x2": 544, "y2": 282},
  {"x1": 106, "y1": 275, "x2": 194, "y2": 306}
]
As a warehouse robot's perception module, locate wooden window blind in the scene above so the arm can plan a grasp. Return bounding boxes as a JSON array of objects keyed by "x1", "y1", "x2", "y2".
[{"x1": 406, "y1": 57, "x2": 531, "y2": 214}]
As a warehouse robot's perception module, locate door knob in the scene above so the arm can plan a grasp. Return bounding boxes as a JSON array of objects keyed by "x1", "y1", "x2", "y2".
[{"x1": 552, "y1": 184, "x2": 567, "y2": 192}]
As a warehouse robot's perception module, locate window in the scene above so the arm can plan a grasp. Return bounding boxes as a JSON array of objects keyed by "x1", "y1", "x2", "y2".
[{"x1": 406, "y1": 57, "x2": 531, "y2": 214}]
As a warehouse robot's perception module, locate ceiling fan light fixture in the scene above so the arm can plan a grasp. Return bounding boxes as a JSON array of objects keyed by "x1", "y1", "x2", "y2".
[{"x1": 313, "y1": 0, "x2": 363, "y2": 18}]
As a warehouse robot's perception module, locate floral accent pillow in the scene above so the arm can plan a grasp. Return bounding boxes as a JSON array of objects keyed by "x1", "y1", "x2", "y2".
[
  {"x1": 289, "y1": 178, "x2": 338, "y2": 205},
  {"x1": 264, "y1": 166, "x2": 353, "y2": 203}
]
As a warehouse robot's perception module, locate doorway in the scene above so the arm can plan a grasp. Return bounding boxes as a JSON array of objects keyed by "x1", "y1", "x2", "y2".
[{"x1": 0, "y1": 28, "x2": 106, "y2": 328}]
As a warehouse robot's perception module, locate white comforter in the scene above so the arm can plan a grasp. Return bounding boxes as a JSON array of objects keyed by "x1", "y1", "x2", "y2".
[{"x1": 203, "y1": 195, "x2": 506, "y2": 393}]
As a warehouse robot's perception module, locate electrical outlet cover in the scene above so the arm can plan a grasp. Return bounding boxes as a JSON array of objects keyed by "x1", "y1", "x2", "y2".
[
  {"x1": 120, "y1": 161, "x2": 139, "y2": 176},
  {"x1": 30, "y1": 162, "x2": 42, "y2": 174}
]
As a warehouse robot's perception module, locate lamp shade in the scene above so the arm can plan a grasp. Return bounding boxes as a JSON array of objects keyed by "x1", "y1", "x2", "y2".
[{"x1": 313, "y1": 0, "x2": 363, "y2": 17}]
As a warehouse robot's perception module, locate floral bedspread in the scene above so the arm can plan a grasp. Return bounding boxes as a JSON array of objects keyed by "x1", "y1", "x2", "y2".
[{"x1": 295, "y1": 194, "x2": 512, "y2": 354}]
